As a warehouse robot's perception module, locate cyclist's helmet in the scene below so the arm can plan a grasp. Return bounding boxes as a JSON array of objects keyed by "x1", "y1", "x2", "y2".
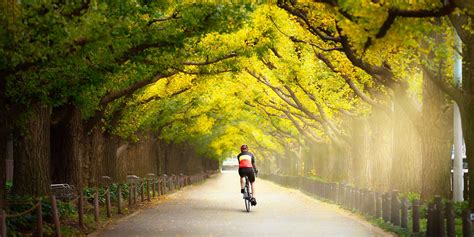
[{"x1": 240, "y1": 144, "x2": 248, "y2": 152}]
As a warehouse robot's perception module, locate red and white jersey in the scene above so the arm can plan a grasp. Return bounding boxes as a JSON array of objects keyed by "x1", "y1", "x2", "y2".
[{"x1": 237, "y1": 151, "x2": 255, "y2": 168}]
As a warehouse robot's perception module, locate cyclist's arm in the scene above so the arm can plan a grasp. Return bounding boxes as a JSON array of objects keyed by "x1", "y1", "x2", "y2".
[{"x1": 252, "y1": 155, "x2": 257, "y2": 171}]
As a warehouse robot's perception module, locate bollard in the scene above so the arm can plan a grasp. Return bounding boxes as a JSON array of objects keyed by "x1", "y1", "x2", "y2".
[
  {"x1": 445, "y1": 201, "x2": 455, "y2": 237},
  {"x1": 50, "y1": 196, "x2": 62, "y2": 237},
  {"x1": 106, "y1": 187, "x2": 112, "y2": 218},
  {"x1": 462, "y1": 209, "x2": 472, "y2": 237},
  {"x1": 0, "y1": 209, "x2": 5, "y2": 237},
  {"x1": 412, "y1": 199, "x2": 420, "y2": 233},
  {"x1": 94, "y1": 188, "x2": 100, "y2": 222},
  {"x1": 401, "y1": 197, "x2": 408, "y2": 229},
  {"x1": 118, "y1": 185, "x2": 123, "y2": 214},
  {"x1": 36, "y1": 199, "x2": 43, "y2": 237},
  {"x1": 391, "y1": 190, "x2": 400, "y2": 226}
]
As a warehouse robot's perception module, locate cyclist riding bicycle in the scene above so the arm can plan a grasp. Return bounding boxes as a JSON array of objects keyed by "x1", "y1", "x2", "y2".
[{"x1": 237, "y1": 144, "x2": 258, "y2": 206}]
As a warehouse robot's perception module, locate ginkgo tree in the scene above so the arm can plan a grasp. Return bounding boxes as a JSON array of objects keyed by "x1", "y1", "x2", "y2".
[{"x1": 1, "y1": 0, "x2": 469, "y2": 205}]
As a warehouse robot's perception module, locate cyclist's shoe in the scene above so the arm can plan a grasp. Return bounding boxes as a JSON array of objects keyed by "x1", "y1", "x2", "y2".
[
  {"x1": 251, "y1": 197, "x2": 257, "y2": 206},
  {"x1": 241, "y1": 189, "x2": 244, "y2": 194}
]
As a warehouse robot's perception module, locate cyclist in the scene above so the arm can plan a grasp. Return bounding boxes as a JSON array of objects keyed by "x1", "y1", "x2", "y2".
[{"x1": 237, "y1": 144, "x2": 258, "y2": 206}]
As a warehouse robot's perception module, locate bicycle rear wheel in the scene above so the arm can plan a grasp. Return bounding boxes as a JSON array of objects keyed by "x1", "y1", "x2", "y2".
[
  {"x1": 244, "y1": 177, "x2": 251, "y2": 212},
  {"x1": 245, "y1": 195, "x2": 250, "y2": 212}
]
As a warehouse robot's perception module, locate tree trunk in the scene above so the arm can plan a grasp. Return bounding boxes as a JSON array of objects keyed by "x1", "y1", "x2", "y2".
[
  {"x1": 390, "y1": 98, "x2": 422, "y2": 193},
  {"x1": 351, "y1": 117, "x2": 369, "y2": 187},
  {"x1": 448, "y1": 4, "x2": 474, "y2": 209},
  {"x1": 465, "y1": 108, "x2": 474, "y2": 207},
  {"x1": 103, "y1": 134, "x2": 120, "y2": 180},
  {"x1": 461, "y1": 34, "x2": 474, "y2": 208},
  {"x1": 51, "y1": 105, "x2": 84, "y2": 188},
  {"x1": 331, "y1": 145, "x2": 350, "y2": 182},
  {"x1": 368, "y1": 109, "x2": 392, "y2": 192},
  {"x1": 303, "y1": 147, "x2": 313, "y2": 176},
  {"x1": 12, "y1": 103, "x2": 51, "y2": 196},
  {"x1": 0, "y1": 108, "x2": 7, "y2": 199},
  {"x1": 420, "y1": 70, "x2": 453, "y2": 200},
  {"x1": 85, "y1": 127, "x2": 105, "y2": 186}
]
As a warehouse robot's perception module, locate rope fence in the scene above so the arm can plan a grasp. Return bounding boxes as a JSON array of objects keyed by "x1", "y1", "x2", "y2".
[
  {"x1": 260, "y1": 174, "x2": 473, "y2": 237},
  {"x1": 0, "y1": 171, "x2": 216, "y2": 237}
]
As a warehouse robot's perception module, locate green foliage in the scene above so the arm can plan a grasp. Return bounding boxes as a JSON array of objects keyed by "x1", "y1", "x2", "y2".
[{"x1": 83, "y1": 184, "x2": 129, "y2": 204}]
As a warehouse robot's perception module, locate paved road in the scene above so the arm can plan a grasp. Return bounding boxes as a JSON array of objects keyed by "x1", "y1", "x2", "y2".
[{"x1": 95, "y1": 171, "x2": 391, "y2": 237}]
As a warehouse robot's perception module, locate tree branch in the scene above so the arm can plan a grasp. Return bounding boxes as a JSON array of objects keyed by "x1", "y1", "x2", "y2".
[
  {"x1": 421, "y1": 64, "x2": 464, "y2": 104},
  {"x1": 148, "y1": 11, "x2": 181, "y2": 26},
  {"x1": 181, "y1": 52, "x2": 237, "y2": 66},
  {"x1": 376, "y1": 0, "x2": 456, "y2": 39},
  {"x1": 315, "y1": 52, "x2": 389, "y2": 111},
  {"x1": 277, "y1": 1, "x2": 341, "y2": 42}
]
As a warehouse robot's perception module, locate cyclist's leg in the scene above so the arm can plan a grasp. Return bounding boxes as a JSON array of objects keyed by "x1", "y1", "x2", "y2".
[
  {"x1": 251, "y1": 181, "x2": 256, "y2": 197},
  {"x1": 238, "y1": 168, "x2": 245, "y2": 193},
  {"x1": 248, "y1": 170, "x2": 257, "y2": 205}
]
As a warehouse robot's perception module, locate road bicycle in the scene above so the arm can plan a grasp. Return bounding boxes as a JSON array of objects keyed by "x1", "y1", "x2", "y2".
[{"x1": 242, "y1": 175, "x2": 253, "y2": 212}]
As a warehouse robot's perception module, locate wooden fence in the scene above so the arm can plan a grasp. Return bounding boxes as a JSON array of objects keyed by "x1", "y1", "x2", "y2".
[
  {"x1": 261, "y1": 174, "x2": 472, "y2": 237},
  {"x1": 0, "y1": 171, "x2": 216, "y2": 237}
]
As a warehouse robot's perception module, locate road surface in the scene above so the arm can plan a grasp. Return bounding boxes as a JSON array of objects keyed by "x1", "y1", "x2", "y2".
[{"x1": 95, "y1": 171, "x2": 391, "y2": 237}]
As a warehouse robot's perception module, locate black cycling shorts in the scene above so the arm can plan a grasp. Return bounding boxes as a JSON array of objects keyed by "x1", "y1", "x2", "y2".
[{"x1": 238, "y1": 167, "x2": 255, "y2": 183}]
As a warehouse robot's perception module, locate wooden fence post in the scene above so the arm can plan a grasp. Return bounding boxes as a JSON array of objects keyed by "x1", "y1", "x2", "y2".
[
  {"x1": 147, "y1": 179, "x2": 151, "y2": 201},
  {"x1": 464, "y1": 176, "x2": 470, "y2": 201},
  {"x1": 401, "y1": 197, "x2": 408, "y2": 229},
  {"x1": 1, "y1": 209, "x2": 6, "y2": 237},
  {"x1": 433, "y1": 196, "x2": 445, "y2": 236},
  {"x1": 383, "y1": 193, "x2": 391, "y2": 222},
  {"x1": 94, "y1": 188, "x2": 99, "y2": 222},
  {"x1": 152, "y1": 178, "x2": 156, "y2": 198},
  {"x1": 106, "y1": 187, "x2": 112, "y2": 218},
  {"x1": 462, "y1": 209, "x2": 472, "y2": 237},
  {"x1": 78, "y1": 191, "x2": 85, "y2": 229},
  {"x1": 426, "y1": 203, "x2": 434, "y2": 236},
  {"x1": 129, "y1": 184, "x2": 133, "y2": 207},
  {"x1": 36, "y1": 199, "x2": 43, "y2": 237},
  {"x1": 412, "y1": 199, "x2": 420, "y2": 233},
  {"x1": 446, "y1": 201, "x2": 455, "y2": 237},
  {"x1": 140, "y1": 181, "x2": 145, "y2": 202},
  {"x1": 376, "y1": 192, "x2": 382, "y2": 218},
  {"x1": 133, "y1": 183, "x2": 137, "y2": 205},
  {"x1": 118, "y1": 184, "x2": 123, "y2": 214},
  {"x1": 50, "y1": 195, "x2": 62, "y2": 237},
  {"x1": 391, "y1": 190, "x2": 400, "y2": 226}
]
